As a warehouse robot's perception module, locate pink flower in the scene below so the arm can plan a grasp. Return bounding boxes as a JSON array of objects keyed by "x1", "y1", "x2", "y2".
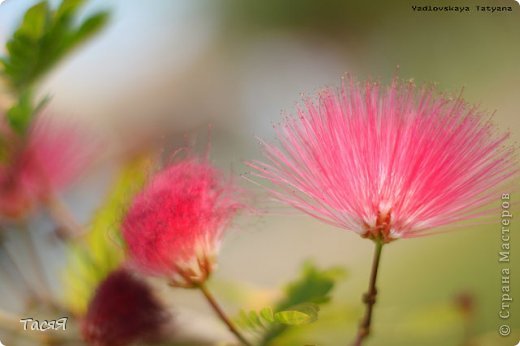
[
  {"x1": 82, "y1": 268, "x2": 169, "y2": 346},
  {"x1": 122, "y1": 158, "x2": 243, "y2": 286},
  {"x1": 248, "y1": 78, "x2": 517, "y2": 242},
  {"x1": 0, "y1": 114, "x2": 93, "y2": 219}
]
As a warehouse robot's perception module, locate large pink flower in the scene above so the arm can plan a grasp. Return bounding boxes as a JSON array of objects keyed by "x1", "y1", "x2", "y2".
[
  {"x1": 0, "y1": 114, "x2": 93, "y2": 219},
  {"x1": 122, "y1": 158, "x2": 243, "y2": 286},
  {"x1": 249, "y1": 78, "x2": 517, "y2": 242}
]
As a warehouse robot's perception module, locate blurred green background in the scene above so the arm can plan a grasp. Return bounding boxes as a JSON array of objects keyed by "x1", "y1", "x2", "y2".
[{"x1": 0, "y1": 0, "x2": 519, "y2": 345}]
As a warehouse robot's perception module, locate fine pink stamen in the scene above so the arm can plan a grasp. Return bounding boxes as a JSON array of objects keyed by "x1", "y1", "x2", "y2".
[
  {"x1": 122, "y1": 158, "x2": 243, "y2": 286},
  {"x1": 248, "y1": 78, "x2": 517, "y2": 241},
  {"x1": 0, "y1": 114, "x2": 94, "y2": 218}
]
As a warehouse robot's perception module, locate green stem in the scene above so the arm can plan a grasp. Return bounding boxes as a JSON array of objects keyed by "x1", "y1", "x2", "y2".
[
  {"x1": 198, "y1": 283, "x2": 252, "y2": 346},
  {"x1": 353, "y1": 241, "x2": 384, "y2": 346}
]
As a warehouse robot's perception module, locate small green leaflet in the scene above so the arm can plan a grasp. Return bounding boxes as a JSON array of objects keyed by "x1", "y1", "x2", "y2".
[
  {"x1": 274, "y1": 303, "x2": 320, "y2": 325},
  {"x1": 237, "y1": 303, "x2": 320, "y2": 333},
  {"x1": 1, "y1": 0, "x2": 109, "y2": 92},
  {"x1": 234, "y1": 261, "x2": 346, "y2": 345},
  {"x1": 1, "y1": 0, "x2": 108, "y2": 135}
]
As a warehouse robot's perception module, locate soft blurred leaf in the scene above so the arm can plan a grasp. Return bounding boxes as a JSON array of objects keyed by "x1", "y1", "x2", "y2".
[
  {"x1": 6, "y1": 90, "x2": 49, "y2": 135},
  {"x1": 259, "y1": 261, "x2": 347, "y2": 345},
  {"x1": 56, "y1": 0, "x2": 85, "y2": 18},
  {"x1": 62, "y1": 156, "x2": 151, "y2": 314},
  {"x1": 260, "y1": 307, "x2": 275, "y2": 323},
  {"x1": 1, "y1": 0, "x2": 109, "y2": 92},
  {"x1": 6, "y1": 89, "x2": 34, "y2": 134},
  {"x1": 273, "y1": 310, "x2": 312, "y2": 326},
  {"x1": 249, "y1": 310, "x2": 263, "y2": 327},
  {"x1": 18, "y1": 2, "x2": 49, "y2": 40},
  {"x1": 274, "y1": 303, "x2": 319, "y2": 326},
  {"x1": 277, "y1": 261, "x2": 346, "y2": 310},
  {"x1": 237, "y1": 310, "x2": 257, "y2": 331},
  {"x1": 269, "y1": 301, "x2": 358, "y2": 346},
  {"x1": 236, "y1": 303, "x2": 319, "y2": 336},
  {"x1": 72, "y1": 11, "x2": 109, "y2": 45}
]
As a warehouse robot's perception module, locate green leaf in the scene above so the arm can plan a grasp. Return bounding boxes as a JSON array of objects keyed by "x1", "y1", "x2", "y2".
[
  {"x1": 236, "y1": 303, "x2": 320, "y2": 336},
  {"x1": 6, "y1": 89, "x2": 34, "y2": 134},
  {"x1": 18, "y1": 2, "x2": 49, "y2": 40},
  {"x1": 56, "y1": 0, "x2": 85, "y2": 19},
  {"x1": 260, "y1": 307, "x2": 275, "y2": 323},
  {"x1": 236, "y1": 309, "x2": 265, "y2": 332},
  {"x1": 249, "y1": 310, "x2": 263, "y2": 328},
  {"x1": 237, "y1": 310, "x2": 255, "y2": 331},
  {"x1": 260, "y1": 261, "x2": 346, "y2": 345},
  {"x1": 72, "y1": 11, "x2": 109, "y2": 44},
  {"x1": 62, "y1": 156, "x2": 151, "y2": 314},
  {"x1": 232, "y1": 262, "x2": 346, "y2": 343},
  {"x1": 1, "y1": 0, "x2": 109, "y2": 92},
  {"x1": 274, "y1": 303, "x2": 320, "y2": 326},
  {"x1": 274, "y1": 310, "x2": 313, "y2": 326},
  {"x1": 277, "y1": 261, "x2": 346, "y2": 310}
]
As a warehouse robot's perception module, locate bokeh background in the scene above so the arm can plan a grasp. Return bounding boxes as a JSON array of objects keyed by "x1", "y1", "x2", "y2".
[{"x1": 0, "y1": 0, "x2": 519, "y2": 345}]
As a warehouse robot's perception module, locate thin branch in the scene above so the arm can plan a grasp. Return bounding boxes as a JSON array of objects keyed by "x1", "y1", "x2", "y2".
[
  {"x1": 198, "y1": 283, "x2": 252, "y2": 346},
  {"x1": 353, "y1": 241, "x2": 384, "y2": 346}
]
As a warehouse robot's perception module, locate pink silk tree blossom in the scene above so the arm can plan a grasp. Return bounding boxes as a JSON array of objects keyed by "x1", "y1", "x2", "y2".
[
  {"x1": 122, "y1": 156, "x2": 252, "y2": 346},
  {"x1": 0, "y1": 113, "x2": 94, "y2": 219},
  {"x1": 248, "y1": 77, "x2": 517, "y2": 243},
  {"x1": 122, "y1": 157, "x2": 244, "y2": 287}
]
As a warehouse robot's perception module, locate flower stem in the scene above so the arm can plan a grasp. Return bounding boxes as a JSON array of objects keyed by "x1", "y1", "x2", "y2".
[
  {"x1": 198, "y1": 283, "x2": 252, "y2": 346},
  {"x1": 353, "y1": 240, "x2": 384, "y2": 346}
]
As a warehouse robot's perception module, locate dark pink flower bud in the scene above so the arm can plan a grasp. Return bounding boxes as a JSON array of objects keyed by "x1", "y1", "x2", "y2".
[{"x1": 82, "y1": 268, "x2": 169, "y2": 346}]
